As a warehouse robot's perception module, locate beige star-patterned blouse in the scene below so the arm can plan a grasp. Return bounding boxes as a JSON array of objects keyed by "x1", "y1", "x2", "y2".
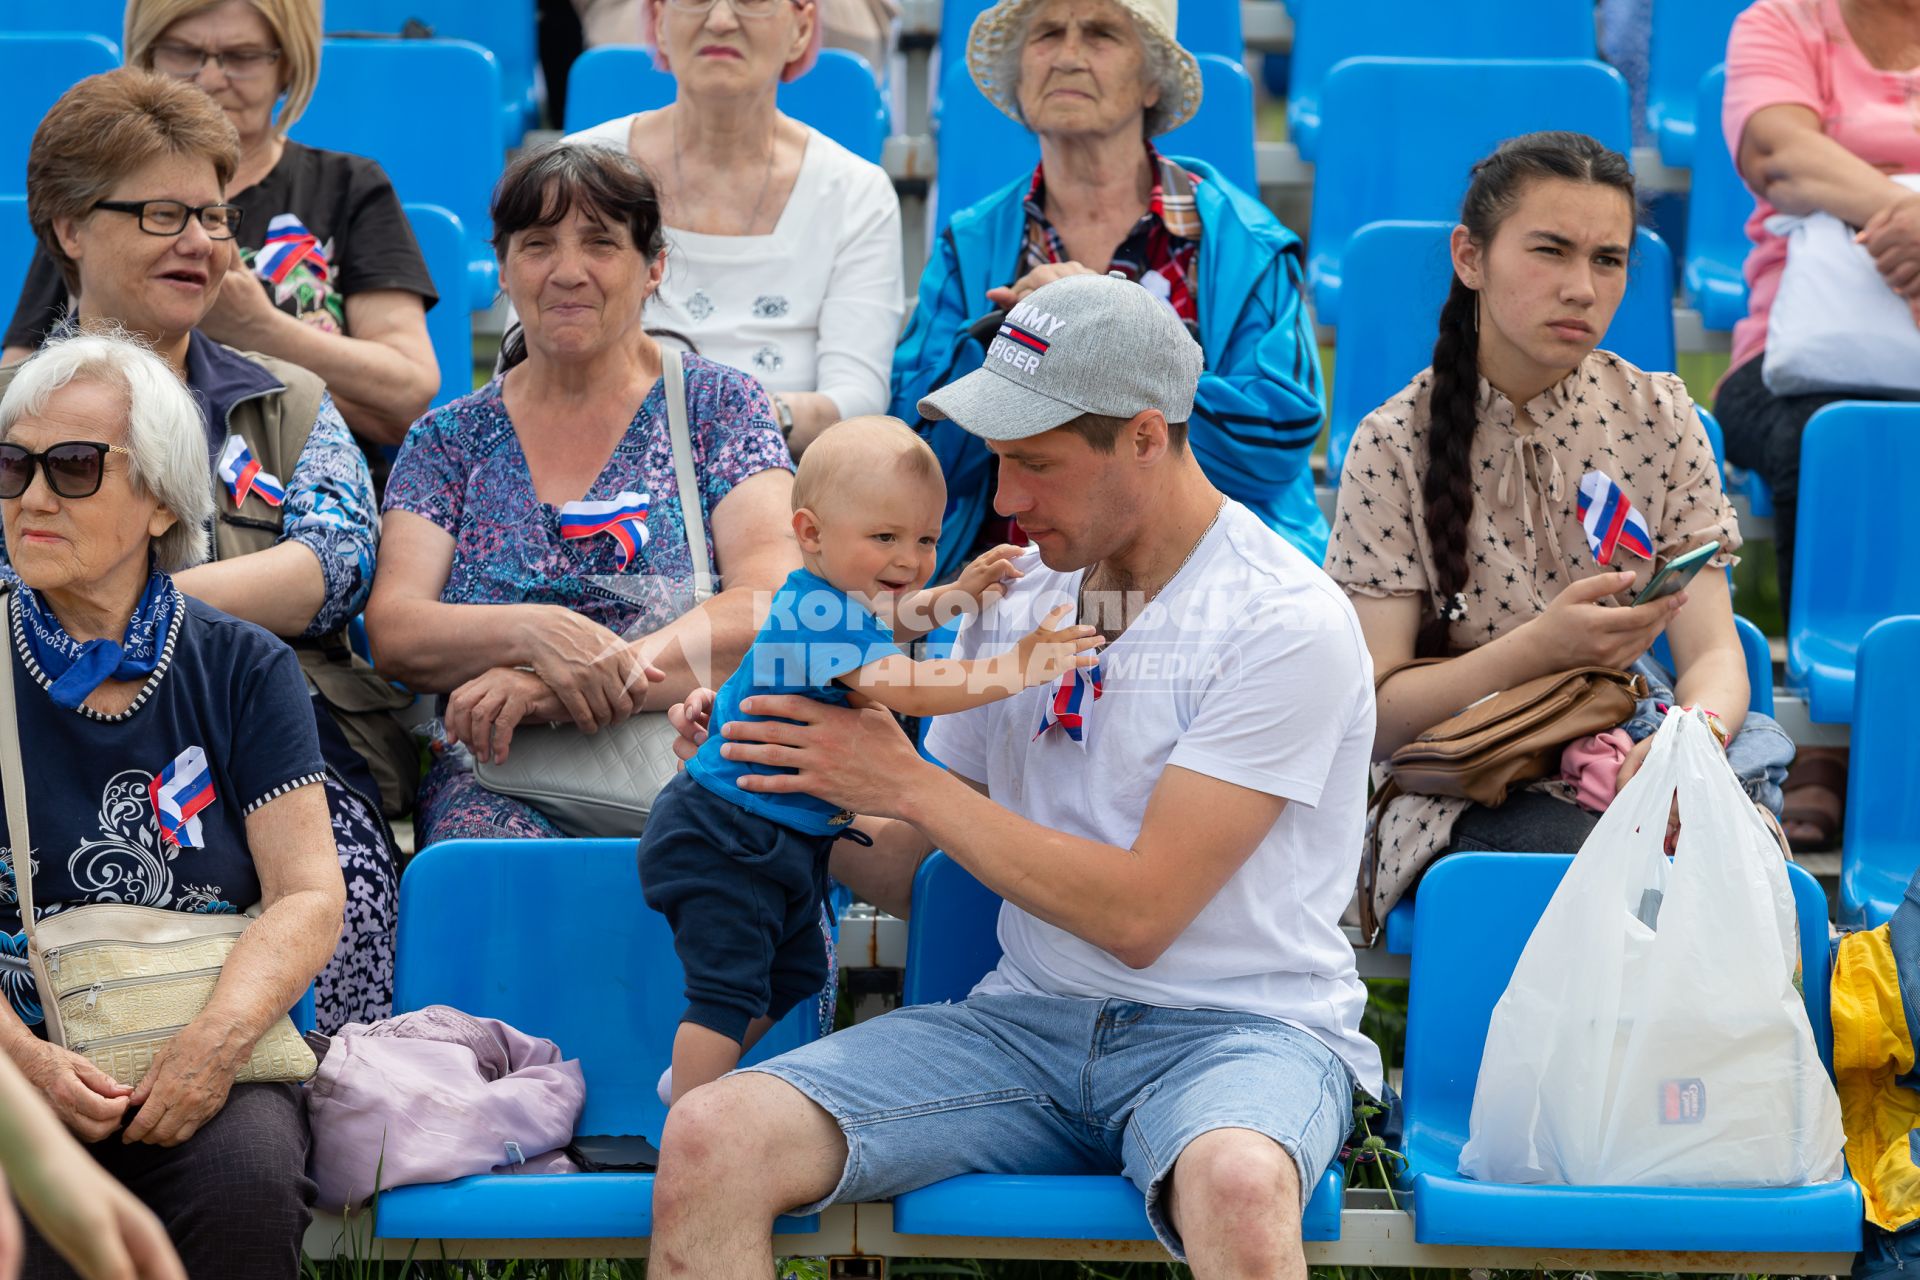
[{"x1": 1326, "y1": 349, "x2": 1742, "y2": 927}]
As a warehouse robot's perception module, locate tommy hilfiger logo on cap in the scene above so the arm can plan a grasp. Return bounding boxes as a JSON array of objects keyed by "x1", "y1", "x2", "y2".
[{"x1": 990, "y1": 298, "x2": 1070, "y2": 374}]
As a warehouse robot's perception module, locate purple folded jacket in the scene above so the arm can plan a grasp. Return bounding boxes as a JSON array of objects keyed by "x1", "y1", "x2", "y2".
[{"x1": 306, "y1": 1005, "x2": 587, "y2": 1210}]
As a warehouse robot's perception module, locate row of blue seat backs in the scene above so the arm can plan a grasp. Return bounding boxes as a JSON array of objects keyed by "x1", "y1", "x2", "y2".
[
  {"x1": 1842, "y1": 615, "x2": 1920, "y2": 929},
  {"x1": 894, "y1": 851, "x2": 1345, "y2": 1244},
  {"x1": 0, "y1": 2, "x2": 127, "y2": 39},
  {"x1": 290, "y1": 38, "x2": 502, "y2": 312},
  {"x1": 400, "y1": 202, "x2": 475, "y2": 409},
  {"x1": 933, "y1": 51, "x2": 1256, "y2": 232},
  {"x1": 563, "y1": 47, "x2": 891, "y2": 164},
  {"x1": 1401, "y1": 852, "x2": 1861, "y2": 1251},
  {"x1": 1789, "y1": 401, "x2": 1920, "y2": 724},
  {"x1": 376, "y1": 838, "x2": 825, "y2": 1240},
  {"x1": 0, "y1": 195, "x2": 31, "y2": 322},
  {"x1": 935, "y1": 0, "x2": 1246, "y2": 85},
  {"x1": 1646, "y1": 0, "x2": 1751, "y2": 168},
  {"x1": 1286, "y1": 0, "x2": 1596, "y2": 163},
  {"x1": 322, "y1": 0, "x2": 538, "y2": 148},
  {"x1": 0, "y1": 33, "x2": 120, "y2": 196},
  {"x1": 1382, "y1": 610, "x2": 1776, "y2": 957},
  {"x1": 1684, "y1": 65, "x2": 1756, "y2": 332},
  {"x1": 1308, "y1": 57, "x2": 1634, "y2": 325},
  {"x1": 1325, "y1": 220, "x2": 1676, "y2": 484}
]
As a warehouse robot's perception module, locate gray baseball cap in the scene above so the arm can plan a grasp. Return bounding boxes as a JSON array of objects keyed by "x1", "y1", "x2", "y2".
[{"x1": 918, "y1": 273, "x2": 1204, "y2": 441}]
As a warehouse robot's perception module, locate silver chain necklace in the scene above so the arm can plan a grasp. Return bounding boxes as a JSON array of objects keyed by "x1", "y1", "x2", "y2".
[
  {"x1": 671, "y1": 106, "x2": 777, "y2": 236},
  {"x1": 1079, "y1": 496, "x2": 1226, "y2": 634}
]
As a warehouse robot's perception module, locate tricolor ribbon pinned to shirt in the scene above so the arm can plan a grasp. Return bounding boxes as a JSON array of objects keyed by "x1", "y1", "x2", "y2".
[
  {"x1": 1034, "y1": 661, "x2": 1102, "y2": 745},
  {"x1": 559, "y1": 491, "x2": 651, "y2": 570},
  {"x1": 217, "y1": 435, "x2": 286, "y2": 509},
  {"x1": 1576, "y1": 470, "x2": 1654, "y2": 566},
  {"x1": 253, "y1": 213, "x2": 331, "y2": 288},
  {"x1": 150, "y1": 746, "x2": 214, "y2": 849}
]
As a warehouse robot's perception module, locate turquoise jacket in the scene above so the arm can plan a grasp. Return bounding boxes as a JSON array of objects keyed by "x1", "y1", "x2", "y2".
[{"x1": 890, "y1": 157, "x2": 1329, "y2": 581}]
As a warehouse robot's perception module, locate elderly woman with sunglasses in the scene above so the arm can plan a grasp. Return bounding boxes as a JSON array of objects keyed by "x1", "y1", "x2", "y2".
[
  {"x1": 555, "y1": 0, "x2": 904, "y2": 457},
  {"x1": 0, "y1": 331, "x2": 344, "y2": 1280},
  {"x1": 0, "y1": 68, "x2": 407, "y2": 1039},
  {"x1": 3, "y1": 0, "x2": 440, "y2": 457}
]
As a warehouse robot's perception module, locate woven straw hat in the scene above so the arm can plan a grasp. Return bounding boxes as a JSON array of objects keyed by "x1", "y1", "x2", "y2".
[{"x1": 966, "y1": 0, "x2": 1203, "y2": 137}]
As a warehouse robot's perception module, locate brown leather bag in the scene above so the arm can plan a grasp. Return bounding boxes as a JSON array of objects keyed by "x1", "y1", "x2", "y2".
[{"x1": 1356, "y1": 661, "x2": 1647, "y2": 943}]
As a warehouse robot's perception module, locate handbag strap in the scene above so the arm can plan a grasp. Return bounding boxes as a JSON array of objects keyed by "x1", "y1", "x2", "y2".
[
  {"x1": 0, "y1": 587, "x2": 38, "y2": 942},
  {"x1": 661, "y1": 349, "x2": 715, "y2": 604}
]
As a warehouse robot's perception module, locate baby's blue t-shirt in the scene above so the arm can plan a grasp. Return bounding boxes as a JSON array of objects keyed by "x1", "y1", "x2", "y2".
[{"x1": 685, "y1": 567, "x2": 903, "y2": 835}]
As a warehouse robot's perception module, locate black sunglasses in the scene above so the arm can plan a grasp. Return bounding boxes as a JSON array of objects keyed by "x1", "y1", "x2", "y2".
[{"x1": 0, "y1": 441, "x2": 132, "y2": 500}]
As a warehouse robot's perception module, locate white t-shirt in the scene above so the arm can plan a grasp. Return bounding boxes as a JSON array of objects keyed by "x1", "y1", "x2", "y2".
[
  {"x1": 925, "y1": 502, "x2": 1384, "y2": 1097},
  {"x1": 566, "y1": 117, "x2": 904, "y2": 417}
]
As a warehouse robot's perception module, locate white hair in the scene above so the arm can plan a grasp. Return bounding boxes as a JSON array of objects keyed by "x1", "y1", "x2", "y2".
[{"x1": 0, "y1": 331, "x2": 214, "y2": 572}]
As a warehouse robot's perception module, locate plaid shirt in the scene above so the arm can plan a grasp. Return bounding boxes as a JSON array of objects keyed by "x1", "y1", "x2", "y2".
[{"x1": 1020, "y1": 143, "x2": 1204, "y2": 333}]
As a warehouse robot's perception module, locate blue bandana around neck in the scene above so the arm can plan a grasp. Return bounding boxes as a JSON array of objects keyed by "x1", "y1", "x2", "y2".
[{"x1": 3, "y1": 565, "x2": 181, "y2": 710}]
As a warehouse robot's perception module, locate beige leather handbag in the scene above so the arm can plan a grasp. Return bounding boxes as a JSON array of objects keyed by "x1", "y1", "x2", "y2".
[
  {"x1": 0, "y1": 587, "x2": 316, "y2": 1086},
  {"x1": 471, "y1": 349, "x2": 716, "y2": 838}
]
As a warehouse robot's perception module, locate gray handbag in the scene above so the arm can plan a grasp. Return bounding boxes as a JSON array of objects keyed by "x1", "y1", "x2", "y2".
[{"x1": 472, "y1": 350, "x2": 717, "y2": 838}]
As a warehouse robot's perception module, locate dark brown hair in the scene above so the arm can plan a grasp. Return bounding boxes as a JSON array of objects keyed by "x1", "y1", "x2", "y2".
[
  {"x1": 1418, "y1": 131, "x2": 1636, "y2": 656},
  {"x1": 27, "y1": 68, "x2": 239, "y2": 293},
  {"x1": 1060, "y1": 410, "x2": 1189, "y2": 455}
]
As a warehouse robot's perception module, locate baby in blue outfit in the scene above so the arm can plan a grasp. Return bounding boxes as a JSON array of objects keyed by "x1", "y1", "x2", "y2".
[{"x1": 640, "y1": 417, "x2": 1101, "y2": 1102}]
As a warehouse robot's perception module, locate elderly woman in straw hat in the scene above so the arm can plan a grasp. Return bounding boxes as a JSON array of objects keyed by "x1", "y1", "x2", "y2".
[{"x1": 891, "y1": 0, "x2": 1329, "y2": 581}]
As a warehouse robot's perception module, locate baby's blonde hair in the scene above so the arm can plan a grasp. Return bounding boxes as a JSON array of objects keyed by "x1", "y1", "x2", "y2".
[{"x1": 792, "y1": 416, "x2": 942, "y2": 516}]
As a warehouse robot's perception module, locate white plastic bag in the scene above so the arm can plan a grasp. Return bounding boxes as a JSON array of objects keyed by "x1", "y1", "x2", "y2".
[
  {"x1": 1458, "y1": 708, "x2": 1846, "y2": 1187},
  {"x1": 1763, "y1": 173, "x2": 1920, "y2": 397}
]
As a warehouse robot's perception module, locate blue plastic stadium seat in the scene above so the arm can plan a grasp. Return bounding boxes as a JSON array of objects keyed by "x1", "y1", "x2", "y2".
[
  {"x1": 1379, "y1": 617, "x2": 1772, "y2": 960},
  {"x1": 938, "y1": 0, "x2": 1247, "y2": 79},
  {"x1": 1326, "y1": 221, "x2": 1675, "y2": 483},
  {"x1": 1843, "y1": 618, "x2": 1920, "y2": 921},
  {"x1": 564, "y1": 47, "x2": 890, "y2": 164},
  {"x1": 1401, "y1": 852, "x2": 1861, "y2": 1251},
  {"x1": 1788, "y1": 402, "x2": 1920, "y2": 724},
  {"x1": 1647, "y1": 0, "x2": 1750, "y2": 168},
  {"x1": 400, "y1": 203, "x2": 475, "y2": 408},
  {"x1": 374, "y1": 839, "x2": 823, "y2": 1240},
  {"x1": 1285, "y1": 0, "x2": 1594, "y2": 162},
  {"x1": 292, "y1": 39, "x2": 501, "y2": 311},
  {"x1": 0, "y1": 1, "x2": 125, "y2": 42},
  {"x1": 0, "y1": 34, "x2": 119, "y2": 196},
  {"x1": 1684, "y1": 66, "x2": 1755, "y2": 333},
  {"x1": 321, "y1": 0, "x2": 537, "y2": 147},
  {"x1": 0, "y1": 196, "x2": 33, "y2": 320},
  {"x1": 1841, "y1": 617, "x2": 1920, "y2": 928},
  {"x1": 893, "y1": 853, "x2": 1344, "y2": 1243},
  {"x1": 934, "y1": 52, "x2": 1257, "y2": 232},
  {"x1": 1308, "y1": 58, "x2": 1632, "y2": 325}
]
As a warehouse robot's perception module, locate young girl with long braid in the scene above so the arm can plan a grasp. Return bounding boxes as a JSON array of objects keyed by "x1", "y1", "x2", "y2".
[{"x1": 1327, "y1": 132, "x2": 1765, "y2": 929}]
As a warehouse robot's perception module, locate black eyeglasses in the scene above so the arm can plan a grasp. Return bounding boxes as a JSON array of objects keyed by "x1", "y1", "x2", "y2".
[
  {"x1": 91, "y1": 199, "x2": 242, "y2": 240},
  {"x1": 150, "y1": 41, "x2": 283, "y2": 80},
  {"x1": 0, "y1": 442, "x2": 132, "y2": 500}
]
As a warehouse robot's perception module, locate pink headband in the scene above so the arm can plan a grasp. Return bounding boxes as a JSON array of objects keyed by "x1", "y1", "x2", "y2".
[{"x1": 640, "y1": 0, "x2": 824, "y2": 84}]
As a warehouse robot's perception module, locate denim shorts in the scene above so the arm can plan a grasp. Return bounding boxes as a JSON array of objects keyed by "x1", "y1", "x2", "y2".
[{"x1": 738, "y1": 990, "x2": 1354, "y2": 1260}]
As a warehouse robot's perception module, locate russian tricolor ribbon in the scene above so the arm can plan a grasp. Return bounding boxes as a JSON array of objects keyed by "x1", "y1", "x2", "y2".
[
  {"x1": 150, "y1": 746, "x2": 214, "y2": 849},
  {"x1": 1576, "y1": 470, "x2": 1654, "y2": 566},
  {"x1": 217, "y1": 435, "x2": 286, "y2": 509},
  {"x1": 1034, "y1": 660, "x2": 1102, "y2": 745},
  {"x1": 559, "y1": 491, "x2": 651, "y2": 570},
  {"x1": 253, "y1": 213, "x2": 330, "y2": 288}
]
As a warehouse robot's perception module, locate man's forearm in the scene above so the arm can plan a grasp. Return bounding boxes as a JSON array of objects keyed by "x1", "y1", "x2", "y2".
[{"x1": 827, "y1": 816, "x2": 934, "y2": 919}]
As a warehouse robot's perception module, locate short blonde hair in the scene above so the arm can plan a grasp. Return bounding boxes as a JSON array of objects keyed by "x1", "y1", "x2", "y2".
[
  {"x1": 0, "y1": 330, "x2": 215, "y2": 572},
  {"x1": 792, "y1": 416, "x2": 941, "y2": 515},
  {"x1": 125, "y1": 0, "x2": 321, "y2": 134},
  {"x1": 26, "y1": 69, "x2": 239, "y2": 294}
]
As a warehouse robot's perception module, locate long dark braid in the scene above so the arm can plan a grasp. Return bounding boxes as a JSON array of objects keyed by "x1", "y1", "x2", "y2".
[{"x1": 1415, "y1": 131, "x2": 1637, "y2": 657}]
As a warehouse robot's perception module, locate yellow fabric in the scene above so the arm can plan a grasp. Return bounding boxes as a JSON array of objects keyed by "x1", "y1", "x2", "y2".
[{"x1": 1833, "y1": 925, "x2": 1920, "y2": 1230}]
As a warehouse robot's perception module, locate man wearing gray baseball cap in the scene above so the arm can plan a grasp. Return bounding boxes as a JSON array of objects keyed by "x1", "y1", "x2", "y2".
[{"x1": 652, "y1": 274, "x2": 1380, "y2": 1280}]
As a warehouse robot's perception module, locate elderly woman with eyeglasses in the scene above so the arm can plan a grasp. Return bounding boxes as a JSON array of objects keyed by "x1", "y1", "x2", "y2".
[
  {"x1": 3, "y1": 0, "x2": 440, "y2": 457},
  {"x1": 551, "y1": 0, "x2": 904, "y2": 457},
  {"x1": 1, "y1": 68, "x2": 407, "y2": 1039},
  {"x1": 0, "y1": 331, "x2": 344, "y2": 1280}
]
